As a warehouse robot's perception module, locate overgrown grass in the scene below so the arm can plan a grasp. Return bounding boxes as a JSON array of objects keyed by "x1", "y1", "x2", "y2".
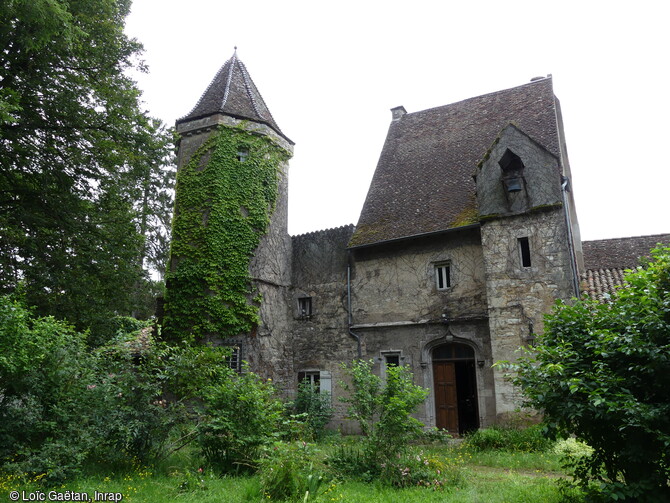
[{"x1": 4, "y1": 433, "x2": 586, "y2": 502}]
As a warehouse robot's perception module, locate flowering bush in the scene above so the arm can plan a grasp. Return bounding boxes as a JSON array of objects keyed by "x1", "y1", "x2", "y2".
[{"x1": 379, "y1": 449, "x2": 465, "y2": 489}]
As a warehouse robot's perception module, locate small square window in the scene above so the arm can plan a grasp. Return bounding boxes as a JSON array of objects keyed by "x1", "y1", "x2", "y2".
[
  {"x1": 435, "y1": 263, "x2": 451, "y2": 290},
  {"x1": 518, "y1": 237, "x2": 531, "y2": 268},
  {"x1": 237, "y1": 147, "x2": 249, "y2": 162},
  {"x1": 298, "y1": 371, "x2": 321, "y2": 391},
  {"x1": 298, "y1": 297, "x2": 312, "y2": 318},
  {"x1": 384, "y1": 354, "x2": 400, "y2": 367}
]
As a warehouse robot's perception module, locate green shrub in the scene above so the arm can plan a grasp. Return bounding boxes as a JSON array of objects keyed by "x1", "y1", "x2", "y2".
[
  {"x1": 512, "y1": 246, "x2": 670, "y2": 501},
  {"x1": 326, "y1": 443, "x2": 377, "y2": 482},
  {"x1": 464, "y1": 425, "x2": 553, "y2": 452},
  {"x1": 197, "y1": 365, "x2": 283, "y2": 474},
  {"x1": 257, "y1": 441, "x2": 331, "y2": 502},
  {"x1": 337, "y1": 360, "x2": 429, "y2": 485},
  {"x1": 378, "y1": 448, "x2": 465, "y2": 490},
  {"x1": 0, "y1": 295, "x2": 187, "y2": 482},
  {"x1": 291, "y1": 379, "x2": 334, "y2": 440}
]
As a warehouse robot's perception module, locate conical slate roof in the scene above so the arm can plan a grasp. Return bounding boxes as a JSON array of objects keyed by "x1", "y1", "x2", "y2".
[{"x1": 178, "y1": 50, "x2": 291, "y2": 143}]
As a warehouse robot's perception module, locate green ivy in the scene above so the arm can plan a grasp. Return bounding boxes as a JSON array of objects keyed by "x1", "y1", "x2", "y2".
[{"x1": 163, "y1": 125, "x2": 290, "y2": 343}]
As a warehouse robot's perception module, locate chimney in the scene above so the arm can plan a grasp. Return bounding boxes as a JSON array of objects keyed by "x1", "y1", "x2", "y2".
[{"x1": 391, "y1": 106, "x2": 407, "y2": 121}]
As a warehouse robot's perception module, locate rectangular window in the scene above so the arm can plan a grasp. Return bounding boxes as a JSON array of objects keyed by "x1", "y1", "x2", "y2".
[
  {"x1": 384, "y1": 354, "x2": 400, "y2": 367},
  {"x1": 224, "y1": 345, "x2": 241, "y2": 372},
  {"x1": 298, "y1": 370, "x2": 332, "y2": 396},
  {"x1": 435, "y1": 263, "x2": 451, "y2": 290},
  {"x1": 298, "y1": 371, "x2": 320, "y2": 391},
  {"x1": 298, "y1": 297, "x2": 312, "y2": 318},
  {"x1": 518, "y1": 237, "x2": 531, "y2": 267}
]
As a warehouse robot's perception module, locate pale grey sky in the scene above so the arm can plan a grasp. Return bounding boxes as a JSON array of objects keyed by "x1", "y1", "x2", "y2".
[{"x1": 125, "y1": 0, "x2": 669, "y2": 240}]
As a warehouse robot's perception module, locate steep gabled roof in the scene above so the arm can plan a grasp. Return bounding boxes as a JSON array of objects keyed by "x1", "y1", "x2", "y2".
[
  {"x1": 349, "y1": 77, "x2": 561, "y2": 247},
  {"x1": 177, "y1": 50, "x2": 292, "y2": 143}
]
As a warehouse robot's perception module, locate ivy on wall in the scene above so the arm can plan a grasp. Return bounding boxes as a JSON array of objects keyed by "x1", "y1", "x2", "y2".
[{"x1": 163, "y1": 125, "x2": 290, "y2": 343}]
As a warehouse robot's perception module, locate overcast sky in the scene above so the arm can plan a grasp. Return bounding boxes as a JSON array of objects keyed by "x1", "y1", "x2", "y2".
[{"x1": 125, "y1": 0, "x2": 669, "y2": 241}]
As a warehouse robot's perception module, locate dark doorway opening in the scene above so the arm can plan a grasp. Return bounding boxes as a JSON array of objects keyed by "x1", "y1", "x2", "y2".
[{"x1": 432, "y1": 343, "x2": 479, "y2": 436}]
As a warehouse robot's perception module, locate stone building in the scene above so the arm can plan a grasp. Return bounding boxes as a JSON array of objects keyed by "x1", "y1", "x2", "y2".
[{"x1": 166, "y1": 52, "x2": 669, "y2": 435}]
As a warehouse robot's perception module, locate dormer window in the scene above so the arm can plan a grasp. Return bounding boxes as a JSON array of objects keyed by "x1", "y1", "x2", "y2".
[{"x1": 499, "y1": 149, "x2": 525, "y2": 193}]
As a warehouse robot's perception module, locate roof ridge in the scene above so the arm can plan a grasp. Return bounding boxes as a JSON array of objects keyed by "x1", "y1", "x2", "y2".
[
  {"x1": 404, "y1": 77, "x2": 554, "y2": 118},
  {"x1": 220, "y1": 52, "x2": 236, "y2": 111},
  {"x1": 179, "y1": 57, "x2": 233, "y2": 123},
  {"x1": 238, "y1": 58, "x2": 265, "y2": 120},
  {"x1": 292, "y1": 224, "x2": 355, "y2": 239},
  {"x1": 583, "y1": 233, "x2": 670, "y2": 243}
]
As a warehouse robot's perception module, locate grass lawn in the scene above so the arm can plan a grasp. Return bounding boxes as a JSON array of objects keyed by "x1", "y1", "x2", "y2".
[{"x1": 3, "y1": 441, "x2": 582, "y2": 502}]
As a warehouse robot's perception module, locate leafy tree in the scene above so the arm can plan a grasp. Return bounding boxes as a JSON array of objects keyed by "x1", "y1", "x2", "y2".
[
  {"x1": 0, "y1": 294, "x2": 181, "y2": 482},
  {"x1": 512, "y1": 246, "x2": 670, "y2": 502},
  {"x1": 0, "y1": 0, "x2": 174, "y2": 332}
]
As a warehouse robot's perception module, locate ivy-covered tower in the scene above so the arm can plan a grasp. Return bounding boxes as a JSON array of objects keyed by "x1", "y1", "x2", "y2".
[{"x1": 164, "y1": 50, "x2": 294, "y2": 373}]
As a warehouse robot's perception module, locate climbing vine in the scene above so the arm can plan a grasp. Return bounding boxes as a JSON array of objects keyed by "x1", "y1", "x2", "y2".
[{"x1": 163, "y1": 124, "x2": 290, "y2": 343}]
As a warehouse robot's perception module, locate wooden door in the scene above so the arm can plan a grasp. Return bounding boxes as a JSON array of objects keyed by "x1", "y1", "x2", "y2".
[{"x1": 433, "y1": 361, "x2": 458, "y2": 434}]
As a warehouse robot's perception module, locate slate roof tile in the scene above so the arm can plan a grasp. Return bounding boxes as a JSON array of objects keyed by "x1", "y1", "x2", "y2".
[
  {"x1": 582, "y1": 234, "x2": 670, "y2": 270},
  {"x1": 177, "y1": 50, "x2": 291, "y2": 143},
  {"x1": 350, "y1": 77, "x2": 560, "y2": 247}
]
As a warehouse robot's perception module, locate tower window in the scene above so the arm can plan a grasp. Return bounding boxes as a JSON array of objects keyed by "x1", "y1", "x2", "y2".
[
  {"x1": 435, "y1": 263, "x2": 451, "y2": 290},
  {"x1": 237, "y1": 147, "x2": 249, "y2": 162},
  {"x1": 298, "y1": 297, "x2": 312, "y2": 318},
  {"x1": 518, "y1": 237, "x2": 531, "y2": 268}
]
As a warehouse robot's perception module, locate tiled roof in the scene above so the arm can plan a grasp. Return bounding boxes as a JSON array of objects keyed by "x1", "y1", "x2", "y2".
[
  {"x1": 580, "y1": 268, "x2": 626, "y2": 302},
  {"x1": 580, "y1": 234, "x2": 670, "y2": 301},
  {"x1": 582, "y1": 234, "x2": 670, "y2": 270},
  {"x1": 177, "y1": 50, "x2": 291, "y2": 143},
  {"x1": 349, "y1": 77, "x2": 561, "y2": 247}
]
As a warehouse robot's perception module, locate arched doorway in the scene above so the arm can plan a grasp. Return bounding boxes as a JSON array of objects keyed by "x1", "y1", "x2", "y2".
[{"x1": 432, "y1": 343, "x2": 479, "y2": 435}]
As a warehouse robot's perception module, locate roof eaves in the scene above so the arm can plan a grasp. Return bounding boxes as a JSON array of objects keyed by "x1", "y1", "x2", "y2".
[{"x1": 348, "y1": 223, "x2": 480, "y2": 250}]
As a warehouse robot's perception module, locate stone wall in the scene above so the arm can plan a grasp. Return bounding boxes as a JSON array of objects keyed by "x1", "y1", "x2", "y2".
[
  {"x1": 289, "y1": 225, "x2": 358, "y2": 428},
  {"x1": 480, "y1": 209, "x2": 574, "y2": 416},
  {"x1": 476, "y1": 124, "x2": 578, "y2": 418},
  {"x1": 346, "y1": 228, "x2": 497, "y2": 429},
  {"x1": 350, "y1": 228, "x2": 488, "y2": 324}
]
